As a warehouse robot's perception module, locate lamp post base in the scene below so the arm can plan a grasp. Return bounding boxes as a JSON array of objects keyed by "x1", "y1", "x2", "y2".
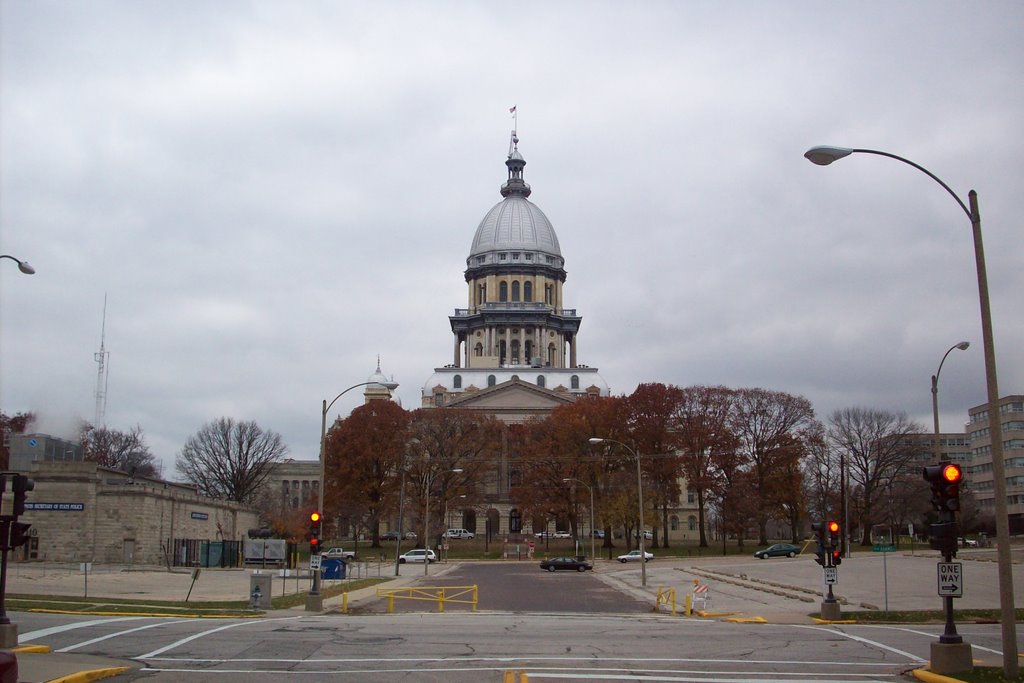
[
  {"x1": 929, "y1": 641, "x2": 973, "y2": 675},
  {"x1": 820, "y1": 601, "x2": 842, "y2": 621},
  {"x1": 304, "y1": 594, "x2": 324, "y2": 612}
]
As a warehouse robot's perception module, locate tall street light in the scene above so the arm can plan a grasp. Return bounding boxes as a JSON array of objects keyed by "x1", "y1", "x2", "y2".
[
  {"x1": 589, "y1": 437, "x2": 647, "y2": 587},
  {"x1": 309, "y1": 377, "x2": 398, "y2": 611},
  {"x1": 563, "y1": 478, "x2": 596, "y2": 562},
  {"x1": 0, "y1": 255, "x2": 35, "y2": 275},
  {"x1": 932, "y1": 341, "x2": 971, "y2": 462},
  {"x1": 805, "y1": 145, "x2": 1016, "y2": 676}
]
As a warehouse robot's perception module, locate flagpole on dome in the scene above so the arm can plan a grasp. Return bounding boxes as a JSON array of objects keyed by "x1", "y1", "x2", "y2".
[{"x1": 508, "y1": 105, "x2": 518, "y2": 157}]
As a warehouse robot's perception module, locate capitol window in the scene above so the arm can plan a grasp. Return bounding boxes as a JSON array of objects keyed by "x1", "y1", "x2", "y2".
[
  {"x1": 488, "y1": 375, "x2": 496, "y2": 387},
  {"x1": 453, "y1": 375, "x2": 462, "y2": 389}
]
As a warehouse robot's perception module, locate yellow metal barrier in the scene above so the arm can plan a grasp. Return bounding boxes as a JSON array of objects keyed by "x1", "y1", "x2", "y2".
[
  {"x1": 655, "y1": 586, "x2": 677, "y2": 616},
  {"x1": 376, "y1": 585, "x2": 478, "y2": 613},
  {"x1": 502, "y1": 671, "x2": 529, "y2": 682}
]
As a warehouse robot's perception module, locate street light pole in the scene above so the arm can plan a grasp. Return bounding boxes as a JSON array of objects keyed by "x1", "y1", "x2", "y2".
[
  {"x1": 0, "y1": 255, "x2": 35, "y2": 275},
  {"x1": 589, "y1": 437, "x2": 646, "y2": 587},
  {"x1": 806, "y1": 145, "x2": 1015, "y2": 676},
  {"x1": 564, "y1": 478, "x2": 596, "y2": 562},
  {"x1": 310, "y1": 377, "x2": 398, "y2": 611},
  {"x1": 932, "y1": 342, "x2": 971, "y2": 463}
]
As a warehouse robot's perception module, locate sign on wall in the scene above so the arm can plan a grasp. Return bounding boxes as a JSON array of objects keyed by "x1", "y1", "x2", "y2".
[
  {"x1": 190, "y1": 511, "x2": 209, "y2": 520},
  {"x1": 25, "y1": 502, "x2": 85, "y2": 511}
]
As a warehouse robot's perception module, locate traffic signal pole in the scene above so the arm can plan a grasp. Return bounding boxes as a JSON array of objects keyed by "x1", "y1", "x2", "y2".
[{"x1": 923, "y1": 462, "x2": 972, "y2": 674}]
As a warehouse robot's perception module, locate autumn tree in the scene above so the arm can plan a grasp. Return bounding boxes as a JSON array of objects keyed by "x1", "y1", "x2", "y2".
[
  {"x1": 324, "y1": 400, "x2": 410, "y2": 546},
  {"x1": 730, "y1": 388, "x2": 816, "y2": 545},
  {"x1": 673, "y1": 386, "x2": 738, "y2": 547},
  {"x1": 827, "y1": 407, "x2": 924, "y2": 545},
  {"x1": 624, "y1": 383, "x2": 684, "y2": 548},
  {"x1": 0, "y1": 411, "x2": 36, "y2": 469},
  {"x1": 406, "y1": 408, "x2": 501, "y2": 548},
  {"x1": 80, "y1": 423, "x2": 159, "y2": 478},
  {"x1": 176, "y1": 418, "x2": 288, "y2": 503}
]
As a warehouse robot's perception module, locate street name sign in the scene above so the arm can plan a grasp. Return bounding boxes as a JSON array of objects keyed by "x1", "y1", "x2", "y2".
[
  {"x1": 937, "y1": 562, "x2": 962, "y2": 597},
  {"x1": 824, "y1": 567, "x2": 837, "y2": 585}
]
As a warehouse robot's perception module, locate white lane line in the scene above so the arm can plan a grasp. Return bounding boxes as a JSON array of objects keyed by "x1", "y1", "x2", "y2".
[
  {"x1": 143, "y1": 655, "x2": 899, "y2": 667},
  {"x1": 58, "y1": 618, "x2": 204, "y2": 652},
  {"x1": 140, "y1": 667, "x2": 893, "y2": 682},
  {"x1": 19, "y1": 617, "x2": 151, "y2": 643},
  {"x1": 137, "y1": 616, "x2": 303, "y2": 659},
  {"x1": 792, "y1": 625, "x2": 926, "y2": 664},
  {"x1": 854, "y1": 624, "x2": 1005, "y2": 656}
]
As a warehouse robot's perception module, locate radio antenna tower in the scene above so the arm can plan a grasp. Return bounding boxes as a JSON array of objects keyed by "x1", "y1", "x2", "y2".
[{"x1": 94, "y1": 294, "x2": 110, "y2": 429}]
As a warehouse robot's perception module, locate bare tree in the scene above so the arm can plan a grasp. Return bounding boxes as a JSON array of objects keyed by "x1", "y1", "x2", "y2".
[
  {"x1": 81, "y1": 424, "x2": 159, "y2": 478},
  {"x1": 827, "y1": 407, "x2": 924, "y2": 545},
  {"x1": 176, "y1": 418, "x2": 288, "y2": 503}
]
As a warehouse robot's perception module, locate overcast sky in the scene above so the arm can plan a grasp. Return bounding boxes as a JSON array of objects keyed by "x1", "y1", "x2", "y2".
[{"x1": 2, "y1": 1, "x2": 1022, "y2": 478}]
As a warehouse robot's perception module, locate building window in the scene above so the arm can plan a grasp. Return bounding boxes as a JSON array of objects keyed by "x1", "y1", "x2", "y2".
[
  {"x1": 571, "y1": 375, "x2": 580, "y2": 390},
  {"x1": 510, "y1": 509, "x2": 522, "y2": 533},
  {"x1": 477, "y1": 284, "x2": 485, "y2": 305},
  {"x1": 500, "y1": 253, "x2": 507, "y2": 261},
  {"x1": 525, "y1": 253, "x2": 533, "y2": 261},
  {"x1": 511, "y1": 340, "x2": 520, "y2": 364},
  {"x1": 488, "y1": 375, "x2": 496, "y2": 387},
  {"x1": 687, "y1": 491, "x2": 695, "y2": 504},
  {"x1": 688, "y1": 516, "x2": 697, "y2": 532},
  {"x1": 434, "y1": 393, "x2": 444, "y2": 407},
  {"x1": 499, "y1": 281, "x2": 508, "y2": 302},
  {"x1": 525, "y1": 340, "x2": 533, "y2": 361},
  {"x1": 548, "y1": 343, "x2": 557, "y2": 366},
  {"x1": 537, "y1": 375, "x2": 545, "y2": 388},
  {"x1": 453, "y1": 375, "x2": 462, "y2": 389},
  {"x1": 512, "y1": 252, "x2": 520, "y2": 260},
  {"x1": 524, "y1": 281, "x2": 532, "y2": 302},
  {"x1": 670, "y1": 515, "x2": 679, "y2": 531},
  {"x1": 474, "y1": 342, "x2": 483, "y2": 356},
  {"x1": 511, "y1": 281, "x2": 520, "y2": 302}
]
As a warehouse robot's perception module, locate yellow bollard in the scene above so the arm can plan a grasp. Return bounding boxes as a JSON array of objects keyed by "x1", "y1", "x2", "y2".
[
  {"x1": 503, "y1": 671, "x2": 515, "y2": 683},
  {"x1": 342, "y1": 592, "x2": 348, "y2": 613},
  {"x1": 472, "y1": 584, "x2": 478, "y2": 612},
  {"x1": 387, "y1": 592, "x2": 394, "y2": 614},
  {"x1": 438, "y1": 588, "x2": 445, "y2": 613},
  {"x1": 685, "y1": 592, "x2": 692, "y2": 616},
  {"x1": 519, "y1": 671, "x2": 529, "y2": 682}
]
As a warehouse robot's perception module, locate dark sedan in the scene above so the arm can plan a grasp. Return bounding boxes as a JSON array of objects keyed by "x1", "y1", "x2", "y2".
[
  {"x1": 539, "y1": 556, "x2": 593, "y2": 572},
  {"x1": 754, "y1": 543, "x2": 801, "y2": 559}
]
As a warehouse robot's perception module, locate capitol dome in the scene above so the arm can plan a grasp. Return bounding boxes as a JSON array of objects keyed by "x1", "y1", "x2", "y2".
[{"x1": 466, "y1": 139, "x2": 563, "y2": 264}]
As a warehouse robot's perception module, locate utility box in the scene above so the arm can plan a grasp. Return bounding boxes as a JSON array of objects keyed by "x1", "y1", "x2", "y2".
[{"x1": 249, "y1": 573, "x2": 272, "y2": 609}]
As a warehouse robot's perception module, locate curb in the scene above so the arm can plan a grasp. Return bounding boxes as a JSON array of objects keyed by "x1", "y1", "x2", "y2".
[
  {"x1": 911, "y1": 668, "x2": 967, "y2": 683},
  {"x1": 44, "y1": 666, "x2": 131, "y2": 683}
]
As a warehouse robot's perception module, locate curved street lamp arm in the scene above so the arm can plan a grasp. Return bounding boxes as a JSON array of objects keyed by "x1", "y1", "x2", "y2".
[{"x1": 850, "y1": 148, "x2": 971, "y2": 220}]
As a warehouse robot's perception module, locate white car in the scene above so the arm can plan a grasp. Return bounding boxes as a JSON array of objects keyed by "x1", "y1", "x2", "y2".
[
  {"x1": 443, "y1": 528, "x2": 475, "y2": 539},
  {"x1": 322, "y1": 547, "x2": 356, "y2": 560},
  {"x1": 398, "y1": 549, "x2": 437, "y2": 564},
  {"x1": 617, "y1": 550, "x2": 654, "y2": 563}
]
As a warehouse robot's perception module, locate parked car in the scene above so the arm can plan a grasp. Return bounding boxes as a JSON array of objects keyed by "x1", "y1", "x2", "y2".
[
  {"x1": 753, "y1": 543, "x2": 801, "y2": 559},
  {"x1": 381, "y1": 531, "x2": 417, "y2": 541},
  {"x1": 634, "y1": 530, "x2": 653, "y2": 540},
  {"x1": 443, "y1": 528, "x2": 475, "y2": 539},
  {"x1": 960, "y1": 537, "x2": 979, "y2": 547},
  {"x1": 552, "y1": 531, "x2": 572, "y2": 539},
  {"x1": 398, "y1": 549, "x2": 437, "y2": 564},
  {"x1": 539, "y1": 556, "x2": 593, "y2": 572},
  {"x1": 617, "y1": 550, "x2": 654, "y2": 563},
  {"x1": 592, "y1": 530, "x2": 605, "y2": 539},
  {"x1": 322, "y1": 547, "x2": 356, "y2": 560}
]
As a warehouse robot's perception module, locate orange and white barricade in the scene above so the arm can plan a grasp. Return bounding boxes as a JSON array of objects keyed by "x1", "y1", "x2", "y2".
[{"x1": 691, "y1": 579, "x2": 710, "y2": 610}]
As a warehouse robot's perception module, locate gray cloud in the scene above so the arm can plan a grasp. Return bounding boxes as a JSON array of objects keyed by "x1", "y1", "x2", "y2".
[{"x1": 2, "y1": 1, "x2": 1021, "y2": 475}]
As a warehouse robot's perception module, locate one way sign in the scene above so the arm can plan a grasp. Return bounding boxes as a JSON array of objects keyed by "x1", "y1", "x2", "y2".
[{"x1": 937, "y1": 562, "x2": 963, "y2": 598}]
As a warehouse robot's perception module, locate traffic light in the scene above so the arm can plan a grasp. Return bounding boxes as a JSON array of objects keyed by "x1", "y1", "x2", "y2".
[
  {"x1": 12, "y1": 474, "x2": 34, "y2": 517},
  {"x1": 309, "y1": 511, "x2": 322, "y2": 554},
  {"x1": 8, "y1": 521, "x2": 31, "y2": 549},
  {"x1": 826, "y1": 521, "x2": 840, "y2": 550},
  {"x1": 923, "y1": 462, "x2": 963, "y2": 514},
  {"x1": 811, "y1": 522, "x2": 826, "y2": 566},
  {"x1": 930, "y1": 521, "x2": 958, "y2": 555},
  {"x1": 831, "y1": 549, "x2": 842, "y2": 567}
]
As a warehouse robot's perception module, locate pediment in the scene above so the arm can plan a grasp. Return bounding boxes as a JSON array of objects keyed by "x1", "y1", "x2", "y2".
[{"x1": 448, "y1": 378, "x2": 575, "y2": 411}]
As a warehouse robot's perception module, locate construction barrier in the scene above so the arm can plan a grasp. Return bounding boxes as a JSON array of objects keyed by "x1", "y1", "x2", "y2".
[
  {"x1": 692, "y1": 579, "x2": 711, "y2": 610},
  {"x1": 376, "y1": 585, "x2": 478, "y2": 613},
  {"x1": 655, "y1": 586, "x2": 677, "y2": 616}
]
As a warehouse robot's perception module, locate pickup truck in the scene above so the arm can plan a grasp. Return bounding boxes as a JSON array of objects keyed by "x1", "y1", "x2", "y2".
[{"x1": 322, "y1": 547, "x2": 356, "y2": 560}]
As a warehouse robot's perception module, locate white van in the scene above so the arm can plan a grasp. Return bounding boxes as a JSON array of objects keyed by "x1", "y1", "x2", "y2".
[{"x1": 443, "y1": 528, "x2": 475, "y2": 539}]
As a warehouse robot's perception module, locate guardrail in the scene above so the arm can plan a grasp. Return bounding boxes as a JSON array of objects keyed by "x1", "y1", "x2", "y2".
[{"x1": 375, "y1": 585, "x2": 478, "y2": 613}]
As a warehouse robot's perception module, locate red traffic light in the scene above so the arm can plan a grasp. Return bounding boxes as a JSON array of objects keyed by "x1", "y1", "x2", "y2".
[
  {"x1": 941, "y1": 464, "x2": 963, "y2": 483},
  {"x1": 310, "y1": 537, "x2": 319, "y2": 546}
]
